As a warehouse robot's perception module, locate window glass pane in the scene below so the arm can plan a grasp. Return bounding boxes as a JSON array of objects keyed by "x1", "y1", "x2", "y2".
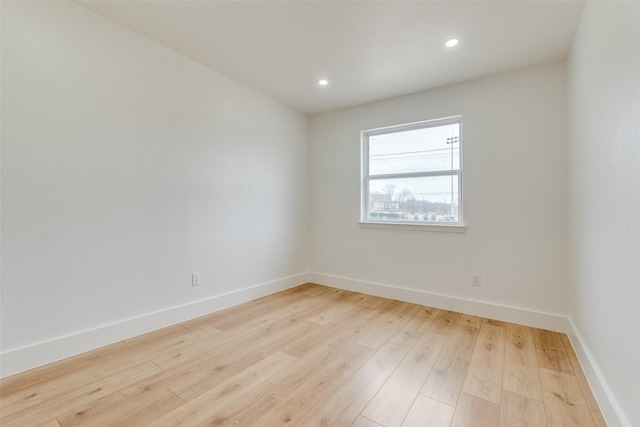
[
  {"x1": 369, "y1": 123, "x2": 459, "y2": 175},
  {"x1": 368, "y1": 176, "x2": 459, "y2": 222}
]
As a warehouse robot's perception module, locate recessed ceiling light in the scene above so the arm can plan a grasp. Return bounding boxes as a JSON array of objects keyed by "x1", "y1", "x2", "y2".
[
  {"x1": 445, "y1": 38, "x2": 459, "y2": 47},
  {"x1": 318, "y1": 79, "x2": 329, "y2": 86}
]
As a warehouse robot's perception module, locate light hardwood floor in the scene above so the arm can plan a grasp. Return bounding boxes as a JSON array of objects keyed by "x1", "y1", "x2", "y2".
[{"x1": 0, "y1": 284, "x2": 607, "y2": 426}]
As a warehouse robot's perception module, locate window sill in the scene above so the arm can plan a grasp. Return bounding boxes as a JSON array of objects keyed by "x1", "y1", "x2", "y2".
[{"x1": 359, "y1": 221, "x2": 466, "y2": 233}]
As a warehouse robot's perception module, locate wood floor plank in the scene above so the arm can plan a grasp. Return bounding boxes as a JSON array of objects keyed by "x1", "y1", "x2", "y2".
[
  {"x1": 321, "y1": 323, "x2": 369, "y2": 351},
  {"x1": 320, "y1": 305, "x2": 381, "y2": 350},
  {"x1": 308, "y1": 290, "x2": 373, "y2": 325},
  {"x1": 483, "y1": 318, "x2": 507, "y2": 328},
  {"x1": 56, "y1": 374, "x2": 181, "y2": 427},
  {"x1": 357, "y1": 302, "x2": 418, "y2": 349},
  {"x1": 288, "y1": 282, "x2": 318, "y2": 295},
  {"x1": 401, "y1": 394, "x2": 455, "y2": 427},
  {"x1": 362, "y1": 331, "x2": 448, "y2": 427},
  {"x1": 300, "y1": 342, "x2": 410, "y2": 426},
  {"x1": 500, "y1": 390, "x2": 547, "y2": 427},
  {"x1": 104, "y1": 390, "x2": 184, "y2": 427},
  {"x1": 59, "y1": 388, "x2": 183, "y2": 427},
  {"x1": 149, "y1": 329, "x2": 240, "y2": 370},
  {"x1": 539, "y1": 368, "x2": 595, "y2": 427},
  {"x1": 0, "y1": 334, "x2": 134, "y2": 399},
  {"x1": 0, "y1": 362, "x2": 162, "y2": 426},
  {"x1": 250, "y1": 343, "x2": 375, "y2": 426},
  {"x1": 533, "y1": 328, "x2": 566, "y2": 351},
  {"x1": 451, "y1": 393, "x2": 500, "y2": 427},
  {"x1": 502, "y1": 323, "x2": 543, "y2": 401},
  {"x1": 458, "y1": 313, "x2": 483, "y2": 329},
  {"x1": 360, "y1": 299, "x2": 406, "y2": 325},
  {"x1": 462, "y1": 322, "x2": 506, "y2": 404},
  {"x1": 450, "y1": 393, "x2": 500, "y2": 427},
  {"x1": 428, "y1": 310, "x2": 463, "y2": 336},
  {"x1": 535, "y1": 348, "x2": 574, "y2": 375},
  {"x1": 301, "y1": 283, "x2": 336, "y2": 296},
  {"x1": 186, "y1": 344, "x2": 339, "y2": 426},
  {"x1": 275, "y1": 321, "x2": 343, "y2": 359},
  {"x1": 204, "y1": 291, "x2": 315, "y2": 332},
  {"x1": 20, "y1": 419, "x2": 61, "y2": 427},
  {"x1": 0, "y1": 284, "x2": 607, "y2": 427},
  {"x1": 388, "y1": 305, "x2": 440, "y2": 349},
  {"x1": 151, "y1": 326, "x2": 275, "y2": 372},
  {"x1": 420, "y1": 324, "x2": 480, "y2": 407},
  {"x1": 167, "y1": 332, "x2": 287, "y2": 401},
  {"x1": 233, "y1": 298, "x2": 316, "y2": 333},
  {"x1": 360, "y1": 295, "x2": 388, "y2": 309},
  {"x1": 147, "y1": 351, "x2": 298, "y2": 426},
  {"x1": 560, "y1": 338, "x2": 608, "y2": 427},
  {"x1": 324, "y1": 299, "x2": 407, "y2": 350},
  {"x1": 128, "y1": 325, "x2": 222, "y2": 368},
  {"x1": 352, "y1": 416, "x2": 384, "y2": 427},
  {"x1": 120, "y1": 323, "x2": 222, "y2": 362},
  {"x1": 261, "y1": 307, "x2": 323, "y2": 338}
]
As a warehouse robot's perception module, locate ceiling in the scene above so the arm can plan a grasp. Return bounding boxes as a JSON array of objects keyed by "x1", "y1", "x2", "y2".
[{"x1": 77, "y1": 1, "x2": 585, "y2": 114}]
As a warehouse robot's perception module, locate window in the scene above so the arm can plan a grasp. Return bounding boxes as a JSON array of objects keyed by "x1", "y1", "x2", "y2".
[{"x1": 361, "y1": 116, "x2": 463, "y2": 228}]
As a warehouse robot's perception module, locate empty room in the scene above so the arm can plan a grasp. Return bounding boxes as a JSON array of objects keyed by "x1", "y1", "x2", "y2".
[{"x1": 1, "y1": 1, "x2": 638, "y2": 426}]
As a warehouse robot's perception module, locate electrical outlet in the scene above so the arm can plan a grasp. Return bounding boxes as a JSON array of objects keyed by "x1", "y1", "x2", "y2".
[
  {"x1": 192, "y1": 272, "x2": 201, "y2": 287},
  {"x1": 472, "y1": 274, "x2": 482, "y2": 286}
]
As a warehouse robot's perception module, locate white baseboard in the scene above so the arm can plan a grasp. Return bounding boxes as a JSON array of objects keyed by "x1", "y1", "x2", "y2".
[
  {"x1": 308, "y1": 272, "x2": 570, "y2": 332},
  {"x1": 566, "y1": 318, "x2": 631, "y2": 427},
  {"x1": 0, "y1": 273, "x2": 309, "y2": 378}
]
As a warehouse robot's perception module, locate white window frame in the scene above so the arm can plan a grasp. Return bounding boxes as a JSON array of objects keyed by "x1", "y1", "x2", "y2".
[{"x1": 360, "y1": 116, "x2": 465, "y2": 232}]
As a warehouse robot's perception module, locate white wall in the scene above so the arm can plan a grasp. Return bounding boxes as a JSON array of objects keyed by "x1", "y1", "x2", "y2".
[
  {"x1": 567, "y1": 2, "x2": 640, "y2": 426},
  {"x1": 309, "y1": 62, "x2": 569, "y2": 322},
  {"x1": 1, "y1": 1, "x2": 308, "y2": 374}
]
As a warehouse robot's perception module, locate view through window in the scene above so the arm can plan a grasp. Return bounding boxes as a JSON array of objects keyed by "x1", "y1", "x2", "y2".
[{"x1": 362, "y1": 116, "x2": 462, "y2": 225}]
